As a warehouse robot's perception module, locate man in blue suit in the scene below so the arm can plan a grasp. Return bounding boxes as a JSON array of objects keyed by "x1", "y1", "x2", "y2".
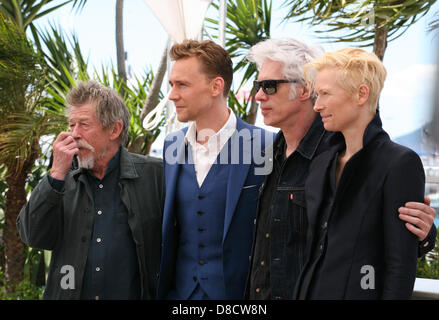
[{"x1": 157, "y1": 40, "x2": 274, "y2": 300}]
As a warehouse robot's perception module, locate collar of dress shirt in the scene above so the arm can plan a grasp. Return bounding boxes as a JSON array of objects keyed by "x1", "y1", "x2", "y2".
[{"x1": 184, "y1": 108, "x2": 237, "y2": 152}]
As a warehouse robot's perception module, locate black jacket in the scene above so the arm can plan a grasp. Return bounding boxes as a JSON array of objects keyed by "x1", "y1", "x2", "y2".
[
  {"x1": 17, "y1": 148, "x2": 164, "y2": 299},
  {"x1": 295, "y1": 115, "x2": 425, "y2": 299}
]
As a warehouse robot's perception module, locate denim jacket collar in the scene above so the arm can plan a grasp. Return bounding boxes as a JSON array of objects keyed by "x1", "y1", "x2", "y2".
[{"x1": 275, "y1": 115, "x2": 326, "y2": 161}]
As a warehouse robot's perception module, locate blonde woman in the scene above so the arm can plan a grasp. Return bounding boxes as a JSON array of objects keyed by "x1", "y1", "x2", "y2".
[{"x1": 295, "y1": 48, "x2": 425, "y2": 299}]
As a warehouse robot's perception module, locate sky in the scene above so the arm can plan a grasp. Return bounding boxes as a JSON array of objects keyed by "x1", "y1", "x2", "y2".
[{"x1": 32, "y1": 0, "x2": 439, "y2": 152}]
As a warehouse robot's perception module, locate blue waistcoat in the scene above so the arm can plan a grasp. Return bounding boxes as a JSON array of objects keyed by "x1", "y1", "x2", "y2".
[{"x1": 172, "y1": 146, "x2": 230, "y2": 299}]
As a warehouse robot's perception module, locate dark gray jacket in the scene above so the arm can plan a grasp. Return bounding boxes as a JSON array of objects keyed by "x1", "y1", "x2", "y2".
[{"x1": 17, "y1": 148, "x2": 164, "y2": 300}]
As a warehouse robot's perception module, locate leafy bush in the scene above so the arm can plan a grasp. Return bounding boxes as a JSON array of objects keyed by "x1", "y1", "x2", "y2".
[
  {"x1": 417, "y1": 226, "x2": 439, "y2": 279},
  {"x1": 0, "y1": 270, "x2": 44, "y2": 300}
]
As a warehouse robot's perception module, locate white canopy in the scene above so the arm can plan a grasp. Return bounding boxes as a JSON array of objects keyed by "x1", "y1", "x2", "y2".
[
  {"x1": 143, "y1": 0, "x2": 212, "y2": 43},
  {"x1": 142, "y1": 0, "x2": 213, "y2": 132}
]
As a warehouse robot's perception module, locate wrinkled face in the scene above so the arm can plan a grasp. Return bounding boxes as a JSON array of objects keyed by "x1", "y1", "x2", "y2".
[
  {"x1": 169, "y1": 56, "x2": 214, "y2": 123},
  {"x1": 313, "y1": 68, "x2": 359, "y2": 132},
  {"x1": 68, "y1": 103, "x2": 112, "y2": 169},
  {"x1": 255, "y1": 59, "x2": 303, "y2": 129}
]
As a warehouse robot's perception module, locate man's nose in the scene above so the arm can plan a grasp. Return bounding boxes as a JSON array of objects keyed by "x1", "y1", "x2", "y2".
[
  {"x1": 169, "y1": 87, "x2": 178, "y2": 101},
  {"x1": 70, "y1": 124, "x2": 81, "y2": 138},
  {"x1": 254, "y1": 87, "x2": 266, "y2": 102}
]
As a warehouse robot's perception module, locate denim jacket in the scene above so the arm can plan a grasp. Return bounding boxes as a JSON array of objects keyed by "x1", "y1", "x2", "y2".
[{"x1": 247, "y1": 115, "x2": 327, "y2": 300}]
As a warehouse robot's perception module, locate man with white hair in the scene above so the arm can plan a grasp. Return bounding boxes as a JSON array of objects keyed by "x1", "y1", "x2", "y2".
[
  {"x1": 245, "y1": 38, "x2": 437, "y2": 300},
  {"x1": 17, "y1": 80, "x2": 164, "y2": 300}
]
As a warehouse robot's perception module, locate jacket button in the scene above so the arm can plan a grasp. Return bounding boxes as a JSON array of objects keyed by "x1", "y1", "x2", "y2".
[
  {"x1": 199, "y1": 260, "x2": 205, "y2": 266},
  {"x1": 198, "y1": 195, "x2": 204, "y2": 200},
  {"x1": 197, "y1": 211, "x2": 204, "y2": 216},
  {"x1": 198, "y1": 228, "x2": 205, "y2": 232}
]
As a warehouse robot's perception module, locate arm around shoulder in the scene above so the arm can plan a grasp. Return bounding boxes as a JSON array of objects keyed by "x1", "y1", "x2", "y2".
[{"x1": 382, "y1": 149, "x2": 425, "y2": 299}]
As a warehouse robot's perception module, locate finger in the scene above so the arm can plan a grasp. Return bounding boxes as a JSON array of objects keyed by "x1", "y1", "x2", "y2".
[
  {"x1": 399, "y1": 213, "x2": 428, "y2": 230},
  {"x1": 64, "y1": 138, "x2": 78, "y2": 149},
  {"x1": 405, "y1": 223, "x2": 425, "y2": 241},
  {"x1": 399, "y1": 207, "x2": 434, "y2": 225},
  {"x1": 55, "y1": 132, "x2": 73, "y2": 143},
  {"x1": 402, "y1": 202, "x2": 436, "y2": 217},
  {"x1": 424, "y1": 196, "x2": 431, "y2": 206}
]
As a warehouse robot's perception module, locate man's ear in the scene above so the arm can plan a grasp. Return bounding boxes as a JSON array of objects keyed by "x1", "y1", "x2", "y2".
[
  {"x1": 211, "y1": 76, "x2": 225, "y2": 97},
  {"x1": 357, "y1": 84, "x2": 370, "y2": 106},
  {"x1": 109, "y1": 120, "x2": 123, "y2": 141},
  {"x1": 297, "y1": 84, "x2": 312, "y2": 101}
]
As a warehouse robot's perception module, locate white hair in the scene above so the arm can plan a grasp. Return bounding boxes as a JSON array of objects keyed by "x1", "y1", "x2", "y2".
[{"x1": 247, "y1": 38, "x2": 324, "y2": 99}]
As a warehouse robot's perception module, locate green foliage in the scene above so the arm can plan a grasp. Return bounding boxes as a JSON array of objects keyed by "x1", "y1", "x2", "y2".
[
  {"x1": 206, "y1": 0, "x2": 272, "y2": 89},
  {"x1": 282, "y1": 0, "x2": 437, "y2": 46},
  {"x1": 0, "y1": 13, "x2": 49, "y2": 176},
  {"x1": 227, "y1": 90, "x2": 252, "y2": 122},
  {"x1": 0, "y1": 0, "x2": 87, "y2": 32},
  {"x1": 417, "y1": 226, "x2": 439, "y2": 279},
  {"x1": 0, "y1": 270, "x2": 44, "y2": 300}
]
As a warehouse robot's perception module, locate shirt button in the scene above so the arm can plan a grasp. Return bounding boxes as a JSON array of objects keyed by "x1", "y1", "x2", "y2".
[
  {"x1": 96, "y1": 267, "x2": 101, "y2": 272},
  {"x1": 322, "y1": 222, "x2": 328, "y2": 229},
  {"x1": 96, "y1": 238, "x2": 102, "y2": 243},
  {"x1": 97, "y1": 210, "x2": 102, "y2": 215},
  {"x1": 319, "y1": 244, "x2": 323, "y2": 250},
  {"x1": 254, "y1": 219, "x2": 257, "y2": 225},
  {"x1": 423, "y1": 241, "x2": 429, "y2": 248},
  {"x1": 98, "y1": 184, "x2": 103, "y2": 189}
]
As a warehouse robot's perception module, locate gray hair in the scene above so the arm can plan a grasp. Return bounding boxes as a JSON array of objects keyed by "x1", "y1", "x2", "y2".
[
  {"x1": 66, "y1": 80, "x2": 131, "y2": 146},
  {"x1": 247, "y1": 38, "x2": 324, "y2": 99}
]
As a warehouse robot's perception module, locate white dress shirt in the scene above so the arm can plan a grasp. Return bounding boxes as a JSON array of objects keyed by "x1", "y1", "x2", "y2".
[{"x1": 185, "y1": 109, "x2": 237, "y2": 187}]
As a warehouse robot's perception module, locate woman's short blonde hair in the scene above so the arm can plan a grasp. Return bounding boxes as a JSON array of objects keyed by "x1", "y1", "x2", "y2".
[{"x1": 304, "y1": 47, "x2": 386, "y2": 112}]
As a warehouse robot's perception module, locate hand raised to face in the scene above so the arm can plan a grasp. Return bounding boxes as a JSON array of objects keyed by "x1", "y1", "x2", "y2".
[{"x1": 50, "y1": 132, "x2": 79, "y2": 181}]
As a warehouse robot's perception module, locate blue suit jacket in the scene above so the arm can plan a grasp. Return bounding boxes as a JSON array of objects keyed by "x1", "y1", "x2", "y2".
[{"x1": 157, "y1": 117, "x2": 274, "y2": 299}]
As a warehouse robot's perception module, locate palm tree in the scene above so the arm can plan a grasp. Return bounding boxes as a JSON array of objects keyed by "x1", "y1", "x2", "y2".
[
  {"x1": 0, "y1": 0, "x2": 86, "y2": 36},
  {"x1": 37, "y1": 25, "x2": 162, "y2": 155},
  {"x1": 206, "y1": 0, "x2": 272, "y2": 124},
  {"x1": 115, "y1": 0, "x2": 127, "y2": 95},
  {"x1": 429, "y1": 10, "x2": 439, "y2": 32},
  {"x1": 282, "y1": 0, "x2": 437, "y2": 61},
  {"x1": 0, "y1": 14, "x2": 65, "y2": 290}
]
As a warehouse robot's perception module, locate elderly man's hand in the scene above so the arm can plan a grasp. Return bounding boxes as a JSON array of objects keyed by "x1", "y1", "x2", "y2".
[
  {"x1": 50, "y1": 132, "x2": 79, "y2": 181},
  {"x1": 398, "y1": 197, "x2": 437, "y2": 241}
]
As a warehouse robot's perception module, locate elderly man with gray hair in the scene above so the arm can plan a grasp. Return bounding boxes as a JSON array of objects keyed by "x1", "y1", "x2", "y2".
[
  {"x1": 17, "y1": 80, "x2": 164, "y2": 300},
  {"x1": 245, "y1": 38, "x2": 437, "y2": 300}
]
